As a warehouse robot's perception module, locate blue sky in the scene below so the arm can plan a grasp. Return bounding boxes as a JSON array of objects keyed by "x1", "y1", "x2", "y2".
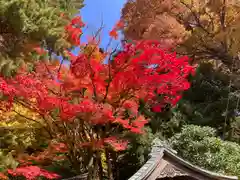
[
  {"x1": 62, "y1": 0, "x2": 126, "y2": 64},
  {"x1": 79, "y1": 0, "x2": 126, "y2": 48}
]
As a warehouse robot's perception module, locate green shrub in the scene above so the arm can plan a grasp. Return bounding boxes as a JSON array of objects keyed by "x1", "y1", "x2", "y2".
[{"x1": 170, "y1": 125, "x2": 240, "y2": 177}]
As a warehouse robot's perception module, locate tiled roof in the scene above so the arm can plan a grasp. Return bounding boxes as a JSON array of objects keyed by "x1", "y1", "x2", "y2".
[{"x1": 128, "y1": 141, "x2": 238, "y2": 180}]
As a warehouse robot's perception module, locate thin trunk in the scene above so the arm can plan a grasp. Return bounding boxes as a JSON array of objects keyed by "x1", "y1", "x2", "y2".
[
  {"x1": 92, "y1": 157, "x2": 99, "y2": 180},
  {"x1": 220, "y1": 0, "x2": 227, "y2": 52},
  {"x1": 96, "y1": 151, "x2": 103, "y2": 180},
  {"x1": 105, "y1": 148, "x2": 114, "y2": 180},
  {"x1": 112, "y1": 151, "x2": 119, "y2": 180},
  {"x1": 227, "y1": 118, "x2": 233, "y2": 141},
  {"x1": 87, "y1": 154, "x2": 94, "y2": 180}
]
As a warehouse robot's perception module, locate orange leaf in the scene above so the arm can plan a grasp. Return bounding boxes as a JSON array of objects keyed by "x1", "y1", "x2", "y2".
[{"x1": 109, "y1": 29, "x2": 118, "y2": 40}]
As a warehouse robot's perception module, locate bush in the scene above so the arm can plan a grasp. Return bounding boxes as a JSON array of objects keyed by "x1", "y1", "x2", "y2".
[{"x1": 170, "y1": 125, "x2": 240, "y2": 177}]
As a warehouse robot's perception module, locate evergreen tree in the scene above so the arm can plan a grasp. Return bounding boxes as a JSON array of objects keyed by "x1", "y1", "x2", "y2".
[{"x1": 0, "y1": 0, "x2": 84, "y2": 76}]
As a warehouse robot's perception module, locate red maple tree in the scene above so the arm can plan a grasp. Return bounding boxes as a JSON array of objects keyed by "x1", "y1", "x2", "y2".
[{"x1": 0, "y1": 16, "x2": 195, "y2": 179}]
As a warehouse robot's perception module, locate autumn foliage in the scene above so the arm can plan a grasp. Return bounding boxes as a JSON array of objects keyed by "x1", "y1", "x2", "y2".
[
  {"x1": 121, "y1": 0, "x2": 189, "y2": 49},
  {"x1": 0, "y1": 15, "x2": 195, "y2": 179}
]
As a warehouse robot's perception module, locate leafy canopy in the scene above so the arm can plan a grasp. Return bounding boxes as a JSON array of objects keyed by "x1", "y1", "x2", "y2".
[{"x1": 0, "y1": 17, "x2": 195, "y2": 179}]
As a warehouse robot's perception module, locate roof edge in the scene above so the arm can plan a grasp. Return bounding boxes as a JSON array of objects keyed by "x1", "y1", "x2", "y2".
[
  {"x1": 163, "y1": 148, "x2": 238, "y2": 180},
  {"x1": 128, "y1": 148, "x2": 164, "y2": 180},
  {"x1": 128, "y1": 144, "x2": 238, "y2": 180}
]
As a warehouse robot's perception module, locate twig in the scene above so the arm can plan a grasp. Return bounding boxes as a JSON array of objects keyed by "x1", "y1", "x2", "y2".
[{"x1": 103, "y1": 44, "x2": 119, "y2": 102}]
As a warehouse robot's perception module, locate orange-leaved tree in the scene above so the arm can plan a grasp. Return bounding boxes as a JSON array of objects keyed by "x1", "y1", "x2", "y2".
[
  {"x1": 0, "y1": 17, "x2": 195, "y2": 180},
  {"x1": 121, "y1": 0, "x2": 190, "y2": 50}
]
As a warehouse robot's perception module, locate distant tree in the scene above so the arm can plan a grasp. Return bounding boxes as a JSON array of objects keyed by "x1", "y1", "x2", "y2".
[
  {"x1": 177, "y1": 62, "x2": 240, "y2": 140},
  {"x1": 121, "y1": 0, "x2": 240, "y2": 69},
  {"x1": 121, "y1": 0, "x2": 189, "y2": 49}
]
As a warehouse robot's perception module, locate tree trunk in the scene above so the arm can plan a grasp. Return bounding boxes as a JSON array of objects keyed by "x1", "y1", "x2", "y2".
[
  {"x1": 96, "y1": 151, "x2": 103, "y2": 180},
  {"x1": 105, "y1": 148, "x2": 114, "y2": 180}
]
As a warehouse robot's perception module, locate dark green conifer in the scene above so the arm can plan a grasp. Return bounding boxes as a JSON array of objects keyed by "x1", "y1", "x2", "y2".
[{"x1": 0, "y1": 0, "x2": 84, "y2": 76}]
